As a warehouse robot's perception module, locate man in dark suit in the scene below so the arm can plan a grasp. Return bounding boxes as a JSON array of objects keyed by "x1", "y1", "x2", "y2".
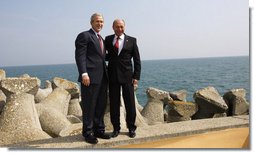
[
  {"x1": 105, "y1": 19, "x2": 141, "y2": 138},
  {"x1": 75, "y1": 13, "x2": 111, "y2": 144}
]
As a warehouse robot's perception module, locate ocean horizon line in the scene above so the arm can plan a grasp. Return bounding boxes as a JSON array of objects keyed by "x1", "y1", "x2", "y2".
[
  {"x1": 1, "y1": 55, "x2": 249, "y2": 68},
  {"x1": 0, "y1": 56, "x2": 250, "y2": 104}
]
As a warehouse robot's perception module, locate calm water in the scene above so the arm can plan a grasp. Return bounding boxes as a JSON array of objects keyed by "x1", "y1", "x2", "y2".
[{"x1": 1, "y1": 56, "x2": 250, "y2": 106}]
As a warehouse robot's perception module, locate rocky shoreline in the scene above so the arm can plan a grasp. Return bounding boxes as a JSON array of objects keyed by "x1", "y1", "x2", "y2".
[{"x1": 0, "y1": 69, "x2": 249, "y2": 146}]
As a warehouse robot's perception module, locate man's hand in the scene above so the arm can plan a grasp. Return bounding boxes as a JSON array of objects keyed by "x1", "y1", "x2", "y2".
[
  {"x1": 133, "y1": 79, "x2": 138, "y2": 90},
  {"x1": 82, "y1": 75, "x2": 90, "y2": 86}
]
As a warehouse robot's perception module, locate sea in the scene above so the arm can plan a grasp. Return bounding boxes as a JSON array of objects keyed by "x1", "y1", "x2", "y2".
[{"x1": 1, "y1": 56, "x2": 250, "y2": 106}]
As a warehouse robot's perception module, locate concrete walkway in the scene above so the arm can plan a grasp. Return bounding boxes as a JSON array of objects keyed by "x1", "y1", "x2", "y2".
[
  {"x1": 117, "y1": 127, "x2": 249, "y2": 148},
  {"x1": 6, "y1": 115, "x2": 249, "y2": 149}
]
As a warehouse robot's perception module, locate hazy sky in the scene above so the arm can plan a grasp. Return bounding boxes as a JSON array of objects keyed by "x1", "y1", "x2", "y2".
[{"x1": 0, "y1": 0, "x2": 249, "y2": 67}]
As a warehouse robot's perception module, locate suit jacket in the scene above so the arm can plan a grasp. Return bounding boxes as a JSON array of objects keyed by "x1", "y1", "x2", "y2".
[
  {"x1": 75, "y1": 29, "x2": 107, "y2": 84},
  {"x1": 105, "y1": 34, "x2": 141, "y2": 84}
]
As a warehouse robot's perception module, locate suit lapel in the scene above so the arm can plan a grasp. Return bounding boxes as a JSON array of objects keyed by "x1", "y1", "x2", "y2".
[
  {"x1": 119, "y1": 34, "x2": 128, "y2": 56},
  {"x1": 89, "y1": 29, "x2": 104, "y2": 57},
  {"x1": 109, "y1": 35, "x2": 118, "y2": 55}
]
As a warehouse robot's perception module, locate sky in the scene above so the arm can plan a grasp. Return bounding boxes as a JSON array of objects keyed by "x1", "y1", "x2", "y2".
[{"x1": 0, "y1": 0, "x2": 249, "y2": 67}]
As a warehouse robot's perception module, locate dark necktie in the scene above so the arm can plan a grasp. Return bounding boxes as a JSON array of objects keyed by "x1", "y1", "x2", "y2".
[{"x1": 97, "y1": 34, "x2": 103, "y2": 54}]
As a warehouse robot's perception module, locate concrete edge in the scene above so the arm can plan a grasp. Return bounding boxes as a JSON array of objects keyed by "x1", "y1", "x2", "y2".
[
  {"x1": 5, "y1": 115, "x2": 250, "y2": 149},
  {"x1": 89, "y1": 124, "x2": 249, "y2": 148}
]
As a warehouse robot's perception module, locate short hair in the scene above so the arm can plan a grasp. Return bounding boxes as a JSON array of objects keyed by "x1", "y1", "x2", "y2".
[
  {"x1": 113, "y1": 19, "x2": 125, "y2": 27},
  {"x1": 90, "y1": 13, "x2": 104, "y2": 24}
]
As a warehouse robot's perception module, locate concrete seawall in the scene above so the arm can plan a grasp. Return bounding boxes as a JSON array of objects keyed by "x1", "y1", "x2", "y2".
[{"x1": 6, "y1": 115, "x2": 249, "y2": 148}]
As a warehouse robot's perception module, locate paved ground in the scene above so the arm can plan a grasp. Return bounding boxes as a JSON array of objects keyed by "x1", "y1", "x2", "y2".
[
  {"x1": 117, "y1": 127, "x2": 249, "y2": 148},
  {"x1": 5, "y1": 115, "x2": 249, "y2": 149}
]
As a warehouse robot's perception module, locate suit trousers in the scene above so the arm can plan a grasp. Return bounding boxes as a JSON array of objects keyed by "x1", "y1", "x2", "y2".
[
  {"x1": 80, "y1": 76, "x2": 107, "y2": 137},
  {"x1": 109, "y1": 82, "x2": 137, "y2": 131}
]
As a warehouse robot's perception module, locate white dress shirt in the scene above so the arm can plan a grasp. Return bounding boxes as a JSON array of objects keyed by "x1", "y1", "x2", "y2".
[{"x1": 113, "y1": 34, "x2": 124, "y2": 55}]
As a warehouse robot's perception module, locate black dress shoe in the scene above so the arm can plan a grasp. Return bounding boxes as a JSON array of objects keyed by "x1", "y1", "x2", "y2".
[
  {"x1": 128, "y1": 130, "x2": 136, "y2": 138},
  {"x1": 111, "y1": 130, "x2": 120, "y2": 138},
  {"x1": 84, "y1": 134, "x2": 98, "y2": 144},
  {"x1": 94, "y1": 132, "x2": 111, "y2": 139}
]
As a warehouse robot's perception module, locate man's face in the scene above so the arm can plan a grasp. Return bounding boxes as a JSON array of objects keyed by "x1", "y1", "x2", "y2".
[
  {"x1": 113, "y1": 20, "x2": 125, "y2": 36},
  {"x1": 91, "y1": 16, "x2": 104, "y2": 33}
]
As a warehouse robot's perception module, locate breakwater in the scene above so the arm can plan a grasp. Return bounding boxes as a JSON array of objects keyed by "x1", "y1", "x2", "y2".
[{"x1": 0, "y1": 69, "x2": 249, "y2": 147}]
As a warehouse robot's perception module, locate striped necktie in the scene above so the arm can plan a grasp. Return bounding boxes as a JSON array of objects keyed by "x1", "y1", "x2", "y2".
[{"x1": 97, "y1": 34, "x2": 103, "y2": 54}]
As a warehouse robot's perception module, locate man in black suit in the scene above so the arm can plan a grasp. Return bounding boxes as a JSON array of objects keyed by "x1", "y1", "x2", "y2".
[
  {"x1": 105, "y1": 19, "x2": 141, "y2": 138},
  {"x1": 75, "y1": 13, "x2": 111, "y2": 144}
]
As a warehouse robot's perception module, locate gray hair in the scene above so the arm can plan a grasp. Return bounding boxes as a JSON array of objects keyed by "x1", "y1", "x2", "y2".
[
  {"x1": 90, "y1": 13, "x2": 104, "y2": 24},
  {"x1": 113, "y1": 19, "x2": 125, "y2": 26}
]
